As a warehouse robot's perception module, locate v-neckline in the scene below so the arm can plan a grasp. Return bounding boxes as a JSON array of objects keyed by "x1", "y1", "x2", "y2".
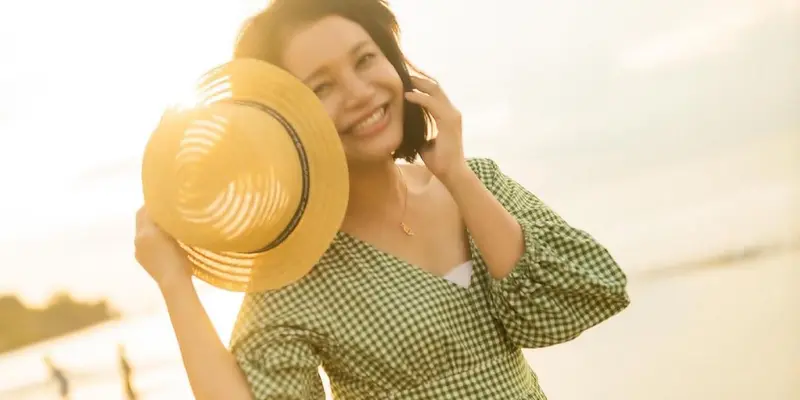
[{"x1": 335, "y1": 231, "x2": 477, "y2": 290}]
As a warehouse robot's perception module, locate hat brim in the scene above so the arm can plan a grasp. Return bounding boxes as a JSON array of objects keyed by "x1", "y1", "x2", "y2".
[{"x1": 173, "y1": 58, "x2": 349, "y2": 293}]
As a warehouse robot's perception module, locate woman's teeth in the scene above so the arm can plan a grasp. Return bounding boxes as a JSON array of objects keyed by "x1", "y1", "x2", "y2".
[{"x1": 352, "y1": 107, "x2": 385, "y2": 133}]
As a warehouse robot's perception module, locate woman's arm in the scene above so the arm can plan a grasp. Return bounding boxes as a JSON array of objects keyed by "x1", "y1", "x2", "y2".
[
  {"x1": 439, "y1": 162, "x2": 524, "y2": 280},
  {"x1": 160, "y1": 279, "x2": 254, "y2": 400},
  {"x1": 442, "y1": 158, "x2": 629, "y2": 348}
]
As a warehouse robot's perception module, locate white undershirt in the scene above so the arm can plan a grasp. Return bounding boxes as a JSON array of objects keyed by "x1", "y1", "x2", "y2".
[{"x1": 442, "y1": 260, "x2": 473, "y2": 288}]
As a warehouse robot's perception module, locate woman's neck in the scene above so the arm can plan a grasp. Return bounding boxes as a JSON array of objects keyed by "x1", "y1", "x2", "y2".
[{"x1": 345, "y1": 157, "x2": 403, "y2": 218}]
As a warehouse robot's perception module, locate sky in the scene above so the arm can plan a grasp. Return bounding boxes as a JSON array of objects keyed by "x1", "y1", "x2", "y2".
[{"x1": 0, "y1": 0, "x2": 797, "y2": 313}]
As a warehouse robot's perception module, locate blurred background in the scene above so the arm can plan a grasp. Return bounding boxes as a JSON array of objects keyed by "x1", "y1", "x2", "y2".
[{"x1": 0, "y1": 0, "x2": 798, "y2": 398}]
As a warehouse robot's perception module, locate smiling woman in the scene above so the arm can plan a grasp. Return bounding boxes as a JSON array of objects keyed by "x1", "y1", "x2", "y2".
[
  {"x1": 232, "y1": 0, "x2": 434, "y2": 164},
  {"x1": 131, "y1": 1, "x2": 629, "y2": 399}
]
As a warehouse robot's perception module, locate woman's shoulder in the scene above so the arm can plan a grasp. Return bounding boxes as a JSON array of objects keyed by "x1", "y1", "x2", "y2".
[
  {"x1": 247, "y1": 233, "x2": 362, "y2": 304},
  {"x1": 231, "y1": 245, "x2": 345, "y2": 338},
  {"x1": 402, "y1": 157, "x2": 501, "y2": 186},
  {"x1": 465, "y1": 157, "x2": 501, "y2": 180},
  {"x1": 252, "y1": 240, "x2": 348, "y2": 296},
  {"x1": 229, "y1": 234, "x2": 375, "y2": 349}
]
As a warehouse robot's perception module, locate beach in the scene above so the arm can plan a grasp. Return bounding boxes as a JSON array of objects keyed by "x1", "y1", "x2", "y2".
[
  {"x1": 1, "y1": 127, "x2": 797, "y2": 400},
  {"x1": 1, "y1": 246, "x2": 797, "y2": 400}
]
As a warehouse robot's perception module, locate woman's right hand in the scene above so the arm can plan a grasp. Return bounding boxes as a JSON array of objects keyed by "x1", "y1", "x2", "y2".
[{"x1": 134, "y1": 206, "x2": 194, "y2": 291}]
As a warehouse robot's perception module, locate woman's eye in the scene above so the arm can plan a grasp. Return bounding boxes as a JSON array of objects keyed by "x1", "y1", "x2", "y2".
[
  {"x1": 356, "y1": 52, "x2": 377, "y2": 68},
  {"x1": 312, "y1": 82, "x2": 332, "y2": 96}
]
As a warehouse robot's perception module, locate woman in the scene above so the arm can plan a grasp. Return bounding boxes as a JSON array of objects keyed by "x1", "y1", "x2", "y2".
[{"x1": 134, "y1": 0, "x2": 630, "y2": 398}]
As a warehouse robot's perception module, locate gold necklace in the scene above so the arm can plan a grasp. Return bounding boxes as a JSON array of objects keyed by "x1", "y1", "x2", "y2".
[{"x1": 396, "y1": 165, "x2": 414, "y2": 236}]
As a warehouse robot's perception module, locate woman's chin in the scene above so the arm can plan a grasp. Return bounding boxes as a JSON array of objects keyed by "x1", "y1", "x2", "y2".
[{"x1": 343, "y1": 130, "x2": 403, "y2": 163}]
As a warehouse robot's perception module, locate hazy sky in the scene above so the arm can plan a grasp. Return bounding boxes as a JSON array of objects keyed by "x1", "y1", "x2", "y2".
[{"x1": 0, "y1": 0, "x2": 797, "y2": 312}]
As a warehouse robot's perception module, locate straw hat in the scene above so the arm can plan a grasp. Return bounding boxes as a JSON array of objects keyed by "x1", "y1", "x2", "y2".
[{"x1": 141, "y1": 58, "x2": 349, "y2": 293}]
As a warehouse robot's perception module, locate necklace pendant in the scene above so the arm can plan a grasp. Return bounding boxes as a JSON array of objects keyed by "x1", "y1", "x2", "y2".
[{"x1": 401, "y1": 222, "x2": 415, "y2": 236}]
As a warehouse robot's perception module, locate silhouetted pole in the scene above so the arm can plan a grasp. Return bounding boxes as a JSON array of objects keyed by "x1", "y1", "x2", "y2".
[
  {"x1": 118, "y1": 344, "x2": 138, "y2": 400},
  {"x1": 43, "y1": 355, "x2": 70, "y2": 400}
]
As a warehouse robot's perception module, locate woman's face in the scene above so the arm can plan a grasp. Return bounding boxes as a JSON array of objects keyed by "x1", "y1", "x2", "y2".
[{"x1": 280, "y1": 15, "x2": 405, "y2": 164}]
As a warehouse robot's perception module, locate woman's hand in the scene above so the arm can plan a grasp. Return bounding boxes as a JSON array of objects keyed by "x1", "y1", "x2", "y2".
[
  {"x1": 134, "y1": 206, "x2": 194, "y2": 292},
  {"x1": 404, "y1": 76, "x2": 469, "y2": 184},
  {"x1": 135, "y1": 207, "x2": 254, "y2": 400}
]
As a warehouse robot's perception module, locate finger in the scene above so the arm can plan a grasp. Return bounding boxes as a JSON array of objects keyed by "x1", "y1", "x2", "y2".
[
  {"x1": 420, "y1": 137, "x2": 436, "y2": 152},
  {"x1": 404, "y1": 90, "x2": 448, "y2": 119},
  {"x1": 410, "y1": 76, "x2": 449, "y2": 102},
  {"x1": 136, "y1": 206, "x2": 162, "y2": 236},
  {"x1": 136, "y1": 206, "x2": 147, "y2": 233}
]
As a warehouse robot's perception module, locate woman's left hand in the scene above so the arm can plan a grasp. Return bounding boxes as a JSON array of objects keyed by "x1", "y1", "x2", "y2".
[{"x1": 404, "y1": 76, "x2": 468, "y2": 183}]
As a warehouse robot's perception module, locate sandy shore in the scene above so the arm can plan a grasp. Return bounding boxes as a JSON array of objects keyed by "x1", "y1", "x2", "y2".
[
  {"x1": 526, "y1": 249, "x2": 800, "y2": 400},
  {"x1": 2, "y1": 249, "x2": 798, "y2": 400}
]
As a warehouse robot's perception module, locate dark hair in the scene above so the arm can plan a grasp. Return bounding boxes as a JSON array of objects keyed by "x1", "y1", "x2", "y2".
[{"x1": 232, "y1": 0, "x2": 432, "y2": 162}]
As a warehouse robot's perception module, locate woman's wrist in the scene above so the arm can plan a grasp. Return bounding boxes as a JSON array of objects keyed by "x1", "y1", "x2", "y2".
[{"x1": 159, "y1": 273, "x2": 196, "y2": 301}]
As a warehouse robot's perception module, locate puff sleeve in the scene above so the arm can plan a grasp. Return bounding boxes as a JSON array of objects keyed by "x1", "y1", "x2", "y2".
[
  {"x1": 229, "y1": 292, "x2": 327, "y2": 400},
  {"x1": 471, "y1": 158, "x2": 630, "y2": 349}
]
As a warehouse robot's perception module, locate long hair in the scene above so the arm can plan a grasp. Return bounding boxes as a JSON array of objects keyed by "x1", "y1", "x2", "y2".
[{"x1": 232, "y1": 0, "x2": 432, "y2": 162}]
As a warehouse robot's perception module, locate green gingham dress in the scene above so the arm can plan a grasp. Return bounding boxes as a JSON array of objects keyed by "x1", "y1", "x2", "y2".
[{"x1": 230, "y1": 158, "x2": 630, "y2": 399}]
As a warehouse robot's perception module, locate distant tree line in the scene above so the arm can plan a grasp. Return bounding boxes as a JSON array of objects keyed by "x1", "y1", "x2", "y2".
[{"x1": 0, "y1": 292, "x2": 119, "y2": 354}]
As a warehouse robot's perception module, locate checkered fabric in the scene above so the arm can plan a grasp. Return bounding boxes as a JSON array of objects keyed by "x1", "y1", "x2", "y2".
[{"x1": 230, "y1": 158, "x2": 630, "y2": 399}]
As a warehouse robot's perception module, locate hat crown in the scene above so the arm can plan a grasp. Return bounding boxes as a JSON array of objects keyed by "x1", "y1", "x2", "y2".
[
  {"x1": 143, "y1": 61, "x2": 314, "y2": 253},
  {"x1": 140, "y1": 58, "x2": 349, "y2": 293}
]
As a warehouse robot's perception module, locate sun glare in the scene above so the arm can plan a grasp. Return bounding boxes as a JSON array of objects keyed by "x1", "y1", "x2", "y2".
[
  {"x1": 0, "y1": 0, "x2": 270, "y2": 308},
  {"x1": 166, "y1": 82, "x2": 204, "y2": 111},
  {"x1": 198, "y1": 284, "x2": 246, "y2": 345}
]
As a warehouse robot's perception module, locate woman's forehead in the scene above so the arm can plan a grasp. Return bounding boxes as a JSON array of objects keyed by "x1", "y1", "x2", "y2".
[{"x1": 280, "y1": 16, "x2": 375, "y2": 80}]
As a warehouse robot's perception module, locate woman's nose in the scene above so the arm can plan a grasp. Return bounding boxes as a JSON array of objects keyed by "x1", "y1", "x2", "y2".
[{"x1": 342, "y1": 74, "x2": 375, "y2": 108}]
